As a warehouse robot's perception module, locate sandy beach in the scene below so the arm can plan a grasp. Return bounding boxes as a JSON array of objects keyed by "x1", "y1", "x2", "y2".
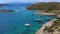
[{"x1": 35, "y1": 19, "x2": 57, "y2": 34}]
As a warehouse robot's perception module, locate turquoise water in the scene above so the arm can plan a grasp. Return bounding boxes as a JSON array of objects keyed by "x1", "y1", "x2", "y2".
[{"x1": 0, "y1": 4, "x2": 55, "y2": 34}]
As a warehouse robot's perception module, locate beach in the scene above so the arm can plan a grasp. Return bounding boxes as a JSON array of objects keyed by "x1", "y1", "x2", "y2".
[{"x1": 35, "y1": 19, "x2": 57, "y2": 34}]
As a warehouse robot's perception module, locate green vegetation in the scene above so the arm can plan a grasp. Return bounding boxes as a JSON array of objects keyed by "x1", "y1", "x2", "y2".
[
  {"x1": 43, "y1": 19, "x2": 60, "y2": 33},
  {"x1": 26, "y1": 2, "x2": 60, "y2": 34},
  {"x1": 27, "y1": 2, "x2": 60, "y2": 12}
]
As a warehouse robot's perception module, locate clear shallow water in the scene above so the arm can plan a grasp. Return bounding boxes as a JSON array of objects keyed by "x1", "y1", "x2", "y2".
[{"x1": 0, "y1": 4, "x2": 55, "y2": 34}]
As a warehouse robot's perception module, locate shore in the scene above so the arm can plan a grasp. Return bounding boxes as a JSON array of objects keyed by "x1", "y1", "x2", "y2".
[
  {"x1": 35, "y1": 19, "x2": 57, "y2": 34},
  {"x1": 35, "y1": 13, "x2": 56, "y2": 16}
]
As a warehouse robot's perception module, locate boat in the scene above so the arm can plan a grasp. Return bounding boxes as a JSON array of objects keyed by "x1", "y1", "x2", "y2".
[
  {"x1": 34, "y1": 19, "x2": 41, "y2": 22},
  {"x1": 25, "y1": 23, "x2": 30, "y2": 27},
  {"x1": 46, "y1": 18, "x2": 51, "y2": 21}
]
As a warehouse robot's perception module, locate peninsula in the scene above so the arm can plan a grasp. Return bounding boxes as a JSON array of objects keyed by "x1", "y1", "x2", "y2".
[
  {"x1": 27, "y1": 2, "x2": 60, "y2": 10},
  {"x1": 26, "y1": 2, "x2": 60, "y2": 34}
]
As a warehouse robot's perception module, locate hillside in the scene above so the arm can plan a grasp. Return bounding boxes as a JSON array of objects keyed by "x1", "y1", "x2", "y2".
[{"x1": 26, "y1": 2, "x2": 60, "y2": 12}]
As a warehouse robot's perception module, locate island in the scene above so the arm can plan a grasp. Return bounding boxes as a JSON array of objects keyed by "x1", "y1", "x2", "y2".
[
  {"x1": 0, "y1": 4, "x2": 10, "y2": 6},
  {"x1": 0, "y1": 4, "x2": 10, "y2": 8},
  {"x1": 26, "y1": 2, "x2": 60, "y2": 34},
  {"x1": 0, "y1": 10, "x2": 14, "y2": 12}
]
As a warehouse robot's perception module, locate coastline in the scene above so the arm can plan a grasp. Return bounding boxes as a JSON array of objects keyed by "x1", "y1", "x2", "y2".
[
  {"x1": 35, "y1": 19, "x2": 57, "y2": 34},
  {"x1": 35, "y1": 13, "x2": 56, "y2": 16}
]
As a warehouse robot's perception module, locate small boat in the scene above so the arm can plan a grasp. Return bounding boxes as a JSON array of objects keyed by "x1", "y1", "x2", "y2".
[
  {"x1": 46, "y1": 18, "x2": 51, "y2": 21},
  {"x1": 34, "y1": 19, "x2": 41, "y2": 22},
  {"x1": 25, "y1": 23, "x2": 30, "y2": 27}
]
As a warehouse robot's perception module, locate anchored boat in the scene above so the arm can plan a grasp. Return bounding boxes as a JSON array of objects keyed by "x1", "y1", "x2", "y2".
[
  {"x1": 25, "y1": 23, "x2": 30, "y2": 27},
  {"x1": 34, "y1": 19, "x2": 41, "y2": 22}
]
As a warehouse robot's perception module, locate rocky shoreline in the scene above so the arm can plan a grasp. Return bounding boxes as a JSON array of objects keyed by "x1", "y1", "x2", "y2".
[
  {"x1": 35, "y1": 13, "x2": 56, "y2": 16},
  {"x1": 35, "y1": 19, "x2": 57, "y2": 34}
]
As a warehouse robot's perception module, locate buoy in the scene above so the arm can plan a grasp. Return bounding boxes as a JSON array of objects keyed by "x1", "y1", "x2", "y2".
[
  {"x1": 25, "y1": 23, "x2": 30, "y2": 27},
  {"x1": 34, "y1": 19, "x2": 41, "y2": 22}
]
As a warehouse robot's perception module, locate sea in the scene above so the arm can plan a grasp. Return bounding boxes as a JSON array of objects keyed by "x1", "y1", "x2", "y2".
[{"x1": 0, "y1": 4, "x2": 55, "y2": 34}]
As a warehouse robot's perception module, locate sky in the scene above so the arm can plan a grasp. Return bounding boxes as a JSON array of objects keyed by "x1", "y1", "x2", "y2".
[{"x1": 0, "y1": 0, "x2": 60, "y2": 4}]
